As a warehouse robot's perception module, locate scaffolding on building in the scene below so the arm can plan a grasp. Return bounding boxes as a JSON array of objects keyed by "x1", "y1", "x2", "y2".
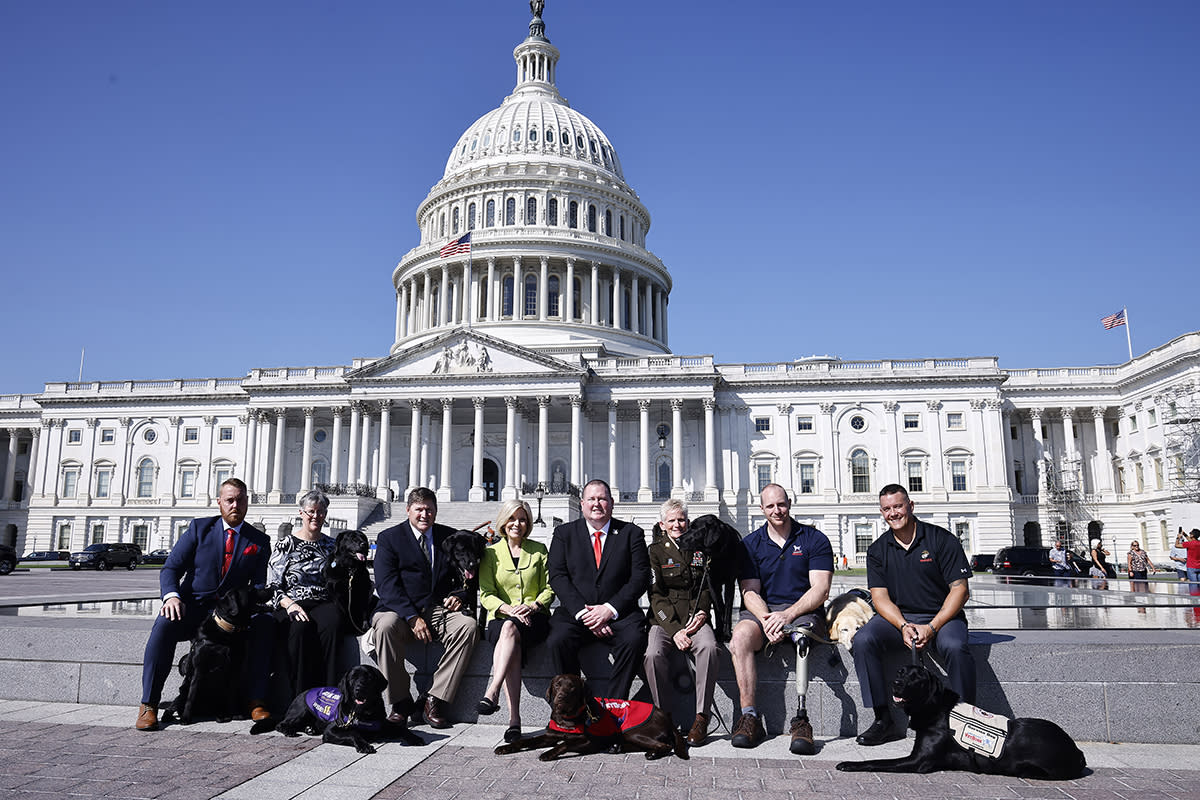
[
  {"x1": 1166, "y1": 385, "x2": 1200, "y2": 504},
  {"x1": 1043, "y1": 456, "x2": 1096, "y2": 551}
]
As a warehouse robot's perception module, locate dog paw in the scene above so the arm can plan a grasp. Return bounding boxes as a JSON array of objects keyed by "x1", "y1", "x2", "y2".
[
  {"x1": 494, "y1": 744, "x2": 518, "y2": 755},
  {"x1": 835, "y1": 762, "x2": 861, "y2": 772},
  {"x1": 537, "y1": 751, "x2": 558, "y2": 762},
  {"x1": 356, "y1": 743, "x2": 377, "y2": 755},
  {"x1": 279, "y1": 728, "x2": 301, "y2": 738},
  {"x1": 216, "y1": 715, "x2": 233, "y2": 724}
]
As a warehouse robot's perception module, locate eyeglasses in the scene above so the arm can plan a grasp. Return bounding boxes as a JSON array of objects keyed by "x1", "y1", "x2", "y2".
[{"x1": 301, "y1": 508, "x2": 327, "y2": 520}]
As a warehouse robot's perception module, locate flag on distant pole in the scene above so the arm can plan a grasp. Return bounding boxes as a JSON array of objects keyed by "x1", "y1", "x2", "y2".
[
  {"x1": 440, "y1": 232, "x2": 472, "y2": 258},
  {"x1": 1101, "y1": 308, "x2": 1133, "y2": 361}
]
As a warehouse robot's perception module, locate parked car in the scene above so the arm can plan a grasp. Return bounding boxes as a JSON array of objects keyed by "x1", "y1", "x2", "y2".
[
  {"x1": 21, "y1": 550, "x2": 70, "y2": 562},
  {"x1": 69, "y1": 542, "x2": 142, "y2": 571},
  {"x1": 0, "y1": 544, "x2": 16, "y2": 575},
  {"x1": 969, "y1": 553, "x2": 994, "y2": 572},
  {"x1": 141, "y1": 549, "x2": 171, "y2": 566},
  {"x1": 992, "y1": 546, "x2": 1059, "y2": 577}
]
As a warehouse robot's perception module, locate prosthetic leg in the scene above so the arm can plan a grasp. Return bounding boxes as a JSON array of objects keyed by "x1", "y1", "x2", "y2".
[{"x1": 789, "y1": 630, "x2": 815, "y2": 755}]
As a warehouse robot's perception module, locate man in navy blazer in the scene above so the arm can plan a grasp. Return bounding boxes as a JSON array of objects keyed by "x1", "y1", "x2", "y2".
[
  {"x1": 371, "y1": 486, "x2": 478, "y2": 729},
  {"x1": 547, "y1": 478, "x2": 650, "y2": 699},
  {"x1": 136, "y1": 478, "x2": 273, "y2": 731}
]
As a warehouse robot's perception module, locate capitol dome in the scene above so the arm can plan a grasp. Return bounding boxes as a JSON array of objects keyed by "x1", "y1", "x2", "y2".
[{"x1": 390, "y1": 4, "x2": 671, "y2": 359}]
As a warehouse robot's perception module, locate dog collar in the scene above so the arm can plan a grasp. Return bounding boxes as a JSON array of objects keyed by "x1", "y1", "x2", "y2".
[{"x1": 212, "y1": 613, "x2": 241, "y2": 633}]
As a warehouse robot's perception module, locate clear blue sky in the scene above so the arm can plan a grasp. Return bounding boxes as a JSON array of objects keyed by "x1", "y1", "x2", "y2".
[{"x1": 3, "y1": 0, "x2": 1197, "y2": 394}]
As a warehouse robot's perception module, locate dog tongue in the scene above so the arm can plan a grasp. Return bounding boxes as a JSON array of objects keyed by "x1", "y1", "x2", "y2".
[{"x1": 355, "y1": 553, "x2": 366, "y2": 561}]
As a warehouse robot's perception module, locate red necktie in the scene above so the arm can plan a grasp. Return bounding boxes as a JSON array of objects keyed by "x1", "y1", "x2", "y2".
[
  {"x1": 593, "y1": 530, "x2": 602, "y2": 568},
  {"x1": 221, "y1": 528, "x2": 235, "y2": 578}
]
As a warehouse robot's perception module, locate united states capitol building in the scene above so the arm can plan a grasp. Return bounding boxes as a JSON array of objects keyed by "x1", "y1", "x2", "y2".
[{"x1": 2, "y1": 6, "x2": 1198, "y2": 564}]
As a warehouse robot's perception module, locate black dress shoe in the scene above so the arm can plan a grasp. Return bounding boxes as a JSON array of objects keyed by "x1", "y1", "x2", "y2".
[
  {"x1": 424, "y1": 695, "x2": 451, "y2": 729},
  {"x1": 477, "y1": 697, "x2": 500, "y2": 716},
  {"x1": 855, "y1": 718, "x2": 902, "y2": 746}
]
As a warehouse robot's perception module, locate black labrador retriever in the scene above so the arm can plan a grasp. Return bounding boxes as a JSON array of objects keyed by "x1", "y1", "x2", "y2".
[
  {"x1": 676, "y1": 514, "x2": 740, "y2": 641},
  {"x1": 442, "y1": 529, "x2": 486, "y2": 615},
  {"x1": 494, "y1": 673, "x2": 688, "y2": 761},
  {"x1": 162, "y1": 586, "x2": 267, "y2": 725},
  {"x1": 837, "y1": 664, "x2": 1087, "y2": 779},
  {"x1": 264, "y1": 664, "x2": 421, "y2": 753},
  {"x1": 325, "y1": 529, "x2": 375, "y2": 635}
]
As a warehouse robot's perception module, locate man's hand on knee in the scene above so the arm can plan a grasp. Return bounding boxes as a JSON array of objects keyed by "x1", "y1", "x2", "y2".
[{"x1": 411, "y1": 616, "x2": 432, "y2": 644}]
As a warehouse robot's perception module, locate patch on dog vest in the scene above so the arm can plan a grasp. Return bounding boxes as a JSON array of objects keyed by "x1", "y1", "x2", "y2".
[
  {"x1": 948, "y1": 702, "x2": 1009, "y2": 758},
  {"x1": 303, "y1": 686, "x2": 381, "y2": 731},
  {"x1": 547, "y1": 698, "x2": 654, "y2": 737}
]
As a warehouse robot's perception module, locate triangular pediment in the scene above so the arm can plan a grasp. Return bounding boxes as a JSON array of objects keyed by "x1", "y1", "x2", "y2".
[{"x1": 346, "y1": 328, "x2": 586, "y2": 382}]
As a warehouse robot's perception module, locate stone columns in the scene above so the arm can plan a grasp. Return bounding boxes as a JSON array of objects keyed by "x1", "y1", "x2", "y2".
[
  {"x1": 926, "y1": 400, "x2": 945, "y2": 491},
  {"x1": 607, "y1": 400, "x2": 619, "y2": 494},
  {"x1": 503, "y1": 397, "x2": 517, "y2": 500},
  {"x1": 377, "y1": 401, "x2": 391, "y2": 499},
  {"x1": 513, "y1": 256, "x2": 523, "y2": 318},
  {"x1": 1061, "y1": 408, "x2": 1077, "y2": 461},
  {"x1": 27, "y1": 427, "x2": 41, "y2": 500},
  {"x1": 820, "y1": 403, "x2": 837, "y2": 496},
  {"x1": 470, "y1": 398, "x2": 485, "y2": 501},
  {"x1": 422, "y1": 270, "x2": 433, "y2": 330},
  {"x1": 408, "y1": 401, "x2": 422, "y2": 493},
  {"x1": 439, "y1": 264, "x2": 450, "y2": 327},
  {"x1": 463, "y1": 259, "x2": 473, "y2": 324},
  {"x1": 419, "y1": 404, "x2": 431, "y2": 489},
  {"x1": 359, "y1": 405, "x2": 372, "y2": 489},
  {"x1": 1001, "y1": 409, "x2": 1018, "y2": 492},
  {"x1": 1092, "y1": 407, "x2": 1113, "y2": 493},
  {"x1": 245, "y1": 412, "x2": 258, "y2": 491},
  {"x1": 703, "y1": 398, "x2": 718, "y2": 501},
  {"x1": 394, "y1": 288, "x2": 403, "y2": 343},
  {"x1": 671, "y1": 399, "x2": 684, "y2": 495},
  {"x1": 776, "y1": 403, "x2": 793, "y2": 494},
  {"x1": 612, "y1": 268, "x2": 623, "y2": 330},
  {"x1": 271, "y1": 408, "x2": 286, "y2": 497},
  {"x1": 486, "y1": 258, "x2": 497, "y2": 321},
  {"x1": 1029, "y1": 408, "x2": 1045, "y2": 497},
  {"x1": 536, "y1": 396, "x2": 550, "y2": 487},
  {"x1": 569, "y1": 395, "x2": 582, "y2": 487},
  {"x1": 969, "y1": 399, "x2": 989, "y2": 487},
  {"x1": 590, "y1": 261, "x2": 599, "y2": 325},
  {"x1": 347, "y1": 403, "x2": 361, "y2": 486},
  {"x1": 4, "y1": 429, "x2": 19, "y2": 501},
  {"x1": 631, "y1": 275, "x2": 640, "y2": 335},
  {"x1": 438, "y1": 398, "x2": 453, "y2": 502},
  {"x1": 329, "y1": 407, "x2": 343, "y2": 486},
  {"x1": 565, "y1": 258, "x2": 575, "y2": 321},
  {"x1": 300, "y1": 408, "x2": 315, "y2": 492},
  {"x1": 638, "y1": 399, "x2": 652, "y2": 502},
  {"x1": 539, "y1": 257, "x2": 549, "y2": 321}
]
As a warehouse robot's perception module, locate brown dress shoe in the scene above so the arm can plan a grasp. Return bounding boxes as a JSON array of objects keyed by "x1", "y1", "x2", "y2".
[
  {"x1": 248, "y1": 703, "x2": 271, "y2": 722},
  {"x1": 135, "y1": 703, "x2": 159, "y2": 731},
  {"x1": 423, "y1": 695, "x2": 451, "y2": 729},
  {"x1": 789, "y1": 713, "x2": 815, "y2": 755},
  {"x1": 686, "y1": 713, "x2": 709, "y2": 746}
]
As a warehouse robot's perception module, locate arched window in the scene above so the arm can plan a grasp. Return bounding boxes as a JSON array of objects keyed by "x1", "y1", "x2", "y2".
[
  {"x1": 431, "y1": 286, "x2": 440, "y2": 326},
  {"x1": 505, "y1": 197, "x2": 516, "y2": 225},
  {"x1": 587, "y1": 204, "x2": 597, "y2": 233},
  {"x1": 467, "y1": 203, "x2": 476, "y2": 230},
  {"x1": 486, "y1": 199, "x2": 496, "y2": 227},
  {"x1": 622, "y1": 288, "x2": 631, "y2": 330},
  {"x1": 620, "y1": 215, "x2": 626, "y2": 241},
  {"x1": 502, "y1": 276, "x2": 514, "y2": 317},
  {"x1": 604, "y1": 209, "x2": 612, "y2": 236},
  {"x1": 137, "y1": 458, "x2": 156, "y2": 498},
  {"x1": 548, "y1": 275, "x2": 560, "y2": 317},
  {"x1": 479, "y1": 278, "x2": 488, "y2": 319},
  {"x1": 573, "y1": 277, "x2": 582, "y2": 320},
  {"x1": 526, "y1": 196, "x2": 537, "y2": 225},
  {"x1": 851, "y1": 449, "x2": 871, "y2": 494},
  {"x1": 439, "y1": 213, "x2": 445, "y2": 238},
  {"x1": 568, "y1": 201, "x2": 578, "y2": 229},
  {"x1": 524, "y1": 275, "x2": 537, "y2": 317},
  {"x1": 452, "y1": 207, "x2": 460, "y2": 235},
  {"x1": 548, "y1": 197, "x2": 558, "y2": 226}
]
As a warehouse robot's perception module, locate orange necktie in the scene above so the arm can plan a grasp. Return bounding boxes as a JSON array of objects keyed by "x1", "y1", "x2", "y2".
[{"x1": 593, "y1": 530, "x2": 602, "y2": 567}]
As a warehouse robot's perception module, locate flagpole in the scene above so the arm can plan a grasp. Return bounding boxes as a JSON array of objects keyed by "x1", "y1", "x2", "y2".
[
  {"x1": 1123, "y1": 306, "x2": 1133, "y2": 361},
  {"x1": 466, "y1": 245, "x2": 473, "y2": 329}
]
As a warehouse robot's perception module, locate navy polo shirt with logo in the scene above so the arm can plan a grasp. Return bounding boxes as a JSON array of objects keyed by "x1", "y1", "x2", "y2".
[
  {"x1": 737, "y1": 520, "x2": 834, "y2": 606},
  {"x1": 866, "y1": 519, "x2": 972, "y2": 616}
]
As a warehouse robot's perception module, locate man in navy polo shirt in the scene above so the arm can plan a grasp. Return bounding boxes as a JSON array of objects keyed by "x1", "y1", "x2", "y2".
[
  {"x1": 852, "y1": 483, "x2": 976, "y2": 746},
  {"x1": 728, "y1": 483, "x2": 832, "y2": 753}
]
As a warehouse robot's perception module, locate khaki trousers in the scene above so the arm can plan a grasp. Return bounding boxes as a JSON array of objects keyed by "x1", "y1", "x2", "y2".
[{"x1": 371, "y1": 606, "x2": 478, "y2": 710}]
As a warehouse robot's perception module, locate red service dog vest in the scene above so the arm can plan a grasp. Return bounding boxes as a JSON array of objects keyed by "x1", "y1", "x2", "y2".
[{"x1": 547, "y1": 698, "x2": 654, "y2": 737}]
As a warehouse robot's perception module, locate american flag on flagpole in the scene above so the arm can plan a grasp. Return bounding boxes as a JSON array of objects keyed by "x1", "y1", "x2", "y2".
[
  {"x1": 440, "y1": 232, "x2": 472, "y2": 258},
  {"x1": 1101, "y1": 309, "x2": 1126, "y2": 330}
]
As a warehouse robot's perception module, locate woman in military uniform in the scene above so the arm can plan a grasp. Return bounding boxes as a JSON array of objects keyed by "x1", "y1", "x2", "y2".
[{"x1": 643, "y1": 499, "x2": 720, "y2": 746}]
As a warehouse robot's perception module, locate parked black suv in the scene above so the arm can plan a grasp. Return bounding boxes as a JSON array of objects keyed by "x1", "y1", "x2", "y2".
[
  {"x1": 992, "y1": 546, "x2": 1057, "y2": 577},
  {"x1": 0, "y1": 544, "x2": 16, "y2": 575},
  {"x1": 70, "y1": 542, "x2": 142, "y2": 571}
]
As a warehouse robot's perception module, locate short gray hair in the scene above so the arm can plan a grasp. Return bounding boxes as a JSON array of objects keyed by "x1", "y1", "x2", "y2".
[
  {"x1": 659, "y1": 498, "x2": 687, "y2": 522},
  {"x1": 298, "y1": 489, "x2": 330, "y2": 512}
]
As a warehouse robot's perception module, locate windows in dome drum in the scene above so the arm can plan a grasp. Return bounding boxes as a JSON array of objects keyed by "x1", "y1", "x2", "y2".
[
  {"x1": 548, "y1": 198, "x2": 558, "y2": 226},
  {"x1": 526, "y1": 197, "x2": 537, "y2": 225},
  {"x1": 505, "y1": 198, "x2": 516, "y2": 226}
]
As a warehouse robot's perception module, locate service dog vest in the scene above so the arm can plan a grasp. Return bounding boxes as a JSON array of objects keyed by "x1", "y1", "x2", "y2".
[
  {"x1": 547, "y1": 698, "x2": 654, "y2": 737},
  {"x1": 948, "y1": 702, "x2": 1010, "y2": 758},
  {"x1": 303, "y1": 687, "x2": 382, "y2": 731}
]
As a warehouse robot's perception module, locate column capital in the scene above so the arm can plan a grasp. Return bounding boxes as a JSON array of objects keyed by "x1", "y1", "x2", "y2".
[
  {"x1": 882, "y1": 400, "x2": 899, "y2": 412},
  {"x1": 118, "y1": 417, "x2": 131, "y2": 428},
  {"x1": 408, "y1": 399, "x2": 424, "y2": 412},
  {"x1": 669, "y1": 398, "x2": 683, "y2": 411},
  {"x1": 1059, "y1": 407, "x2": 1075, "y2": 421},
  {"x1": 168, "y1": 416, "x2": 182, "y2": 426},
  {"x1": 472, "y1": 397, "x2": 486, "y2": 409},
  {"x1": 776, "y1": 403, "x2": 792, "y2": 416},
  {"x1": 505, "y1": 396, "x2": 520, "y2": 410},
  {"x1": 440, "y1": 397, "x2": 454, "y2": 410},
  {"x1": 303, "y1": 407, "x2": 316, "y2": 418},
  {"x1": 702, "y1": 398, "x2": 716, "y2": 411},
  {"x1": 986, "y1": 399, "x2": 1004, "y2": 412},
  {"x1": 29, "y1": 426, "x2": 41, "y2": 439},
  {"x1": 377, "y1": 399, "x2": 391, "y2": 411},
  {"x1": 969, "y1": 399, "x2": 987, "y2": 411},
  {"x1": 925, "y1": 400, "x2": 942, "y2": 412},
  {"x1": 203, "y1": 415, "x2": 216, "y2": 425},
  {"x1": 331, "y1": 406, "x2": 346, "y2": 419},
  {"x1": 607, "y1": 400, "x2": 619, "y2": 411},
  {"x1": 538, "y1": 395, "x2": 552, "y2": 409},
  {"x1": 6, "y1": 426, "x2": 17, "y2": 436},
  {"x1": 819, "y1": 402, "x2": 835, "y2": 415},
  {"x1": 85, "y1": 418, "x2": 99, "y2": 428},
  {"x1": 273, "y1": 407, "x2": 287, "y2": 418},
  {"x1": 1091, "y1": 406, "x2": 1109, "y2": 420},
  {"x1": 569, "y1": 394, "x2": 583, "y2": 408},
  {"x1": 237, "y1": 415, "x2": 249, "y2": 425},
  {"x1": 1027, "y1": 407, "x2": 1044, "y2": 422},
  {"x1": 638, "y1": 399, "x2": 651, "y2": 412}
]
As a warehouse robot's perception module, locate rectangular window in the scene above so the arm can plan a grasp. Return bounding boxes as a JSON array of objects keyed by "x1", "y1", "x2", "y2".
[
  {"x1": 795, "y1": 416, "x2": 814, "y2": 433},
  {"x1": 179, "y1": 469, "x2": 196, "y2": 499},
  {"x1": 1009, "y1": 425, "x2": 1018, "y2": 440},
  {"x1": 954, "y1": 521, "x2": 971, "y2": 552},
  {"x1": 183, "y1": 427, "x2": 199, "y2": 443},
  {"x1": 91, "y1": 524, "x2": 105, "y2": 545},
  {"x1": 799, "y1": 463, "x2": 815, "y2": 494},
  {"x1": 218, "y1": 427, "x2": 234, "y2": 442},
  {"x1": 1147, "y1": 408, "x2": 1157, "y2": 427},
  {"x1": 754, "y1": 417, "x2": 771, "y2": 433},
  {"x1": 946, "y1": 412, "x2": 964, "y2": 430},
  {"x1": 1111, "y1": 421, "x2": 1120, "y2": 439},
  {"x1": 67, "y1": 429, "x2": 82, "y2": 444},
  {"x1": 1014, "y1": 467, "x2": 1023, "y2": 495},
  {"x1": 854, "y1": 522, "x2": 874, "y2": 554},
  {"x1": 95, "y1": 469, "x2": 111, "y2": 499},
  {"x1": 214, "y1": 467, "x2": 231, "y2": 488},
  {"x1": 906, "y1": 461, "x2": 924, "y2": 493},
  {"x1": 57, "y1": 523, "x2": 71, "y2": 550},
  {"x1": 756, "y1": 463, "x2": 772, "y2": 493},
  {"x1": 1161, "y1": 520, "x2": 1171, "y2": 550},
  {"x1": 1154, "y1": 458, "x2": 1164, "y2": 490},
  {"x1": 62, "y1": 470, "x2": 78, "y2": 499},
  {"x1": 524, "y1": 280, "x2": 536, "y2": 317},
  {"x1": 132, "y1": 524, "x2": 149, "y2": 551},
  {"x1": 100, "y1": 428, "x2": 115, "y2": 444},
  {"x1": 904, "y1": 413, "x2": 921, "y2": 431},
  {"x1": 950, "y1": 460, "x2": 967, "y2": 492},
  {"x1": 1128, "y1": 414, "x2": 1138, "y2": 433}
]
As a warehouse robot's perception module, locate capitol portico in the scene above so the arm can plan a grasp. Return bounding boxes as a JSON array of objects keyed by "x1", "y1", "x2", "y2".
[{"x1": 1, "y1": 5, "x2": 1197, "y2": 565}]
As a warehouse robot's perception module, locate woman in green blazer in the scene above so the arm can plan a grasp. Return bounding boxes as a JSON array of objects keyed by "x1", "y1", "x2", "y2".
[{"x1": 476, "y1": 498, "x2": 554, "y2": 742}]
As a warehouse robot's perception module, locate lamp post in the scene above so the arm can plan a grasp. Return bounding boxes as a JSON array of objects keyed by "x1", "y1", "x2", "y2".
[{"x1": 534, "y1": 484, "x2": 546, "y2": 526}]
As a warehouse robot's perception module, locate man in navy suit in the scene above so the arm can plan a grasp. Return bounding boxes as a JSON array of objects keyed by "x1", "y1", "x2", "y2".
[
  {"x1": 371, "y1": 487, "x2": 478, "y2": 729},
  {"x1": 547, "y1": 478, "x2": 649, "y2": 699},
  {"x1": 136, "y1": 478, "x2": 273, "y2": 731}
]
